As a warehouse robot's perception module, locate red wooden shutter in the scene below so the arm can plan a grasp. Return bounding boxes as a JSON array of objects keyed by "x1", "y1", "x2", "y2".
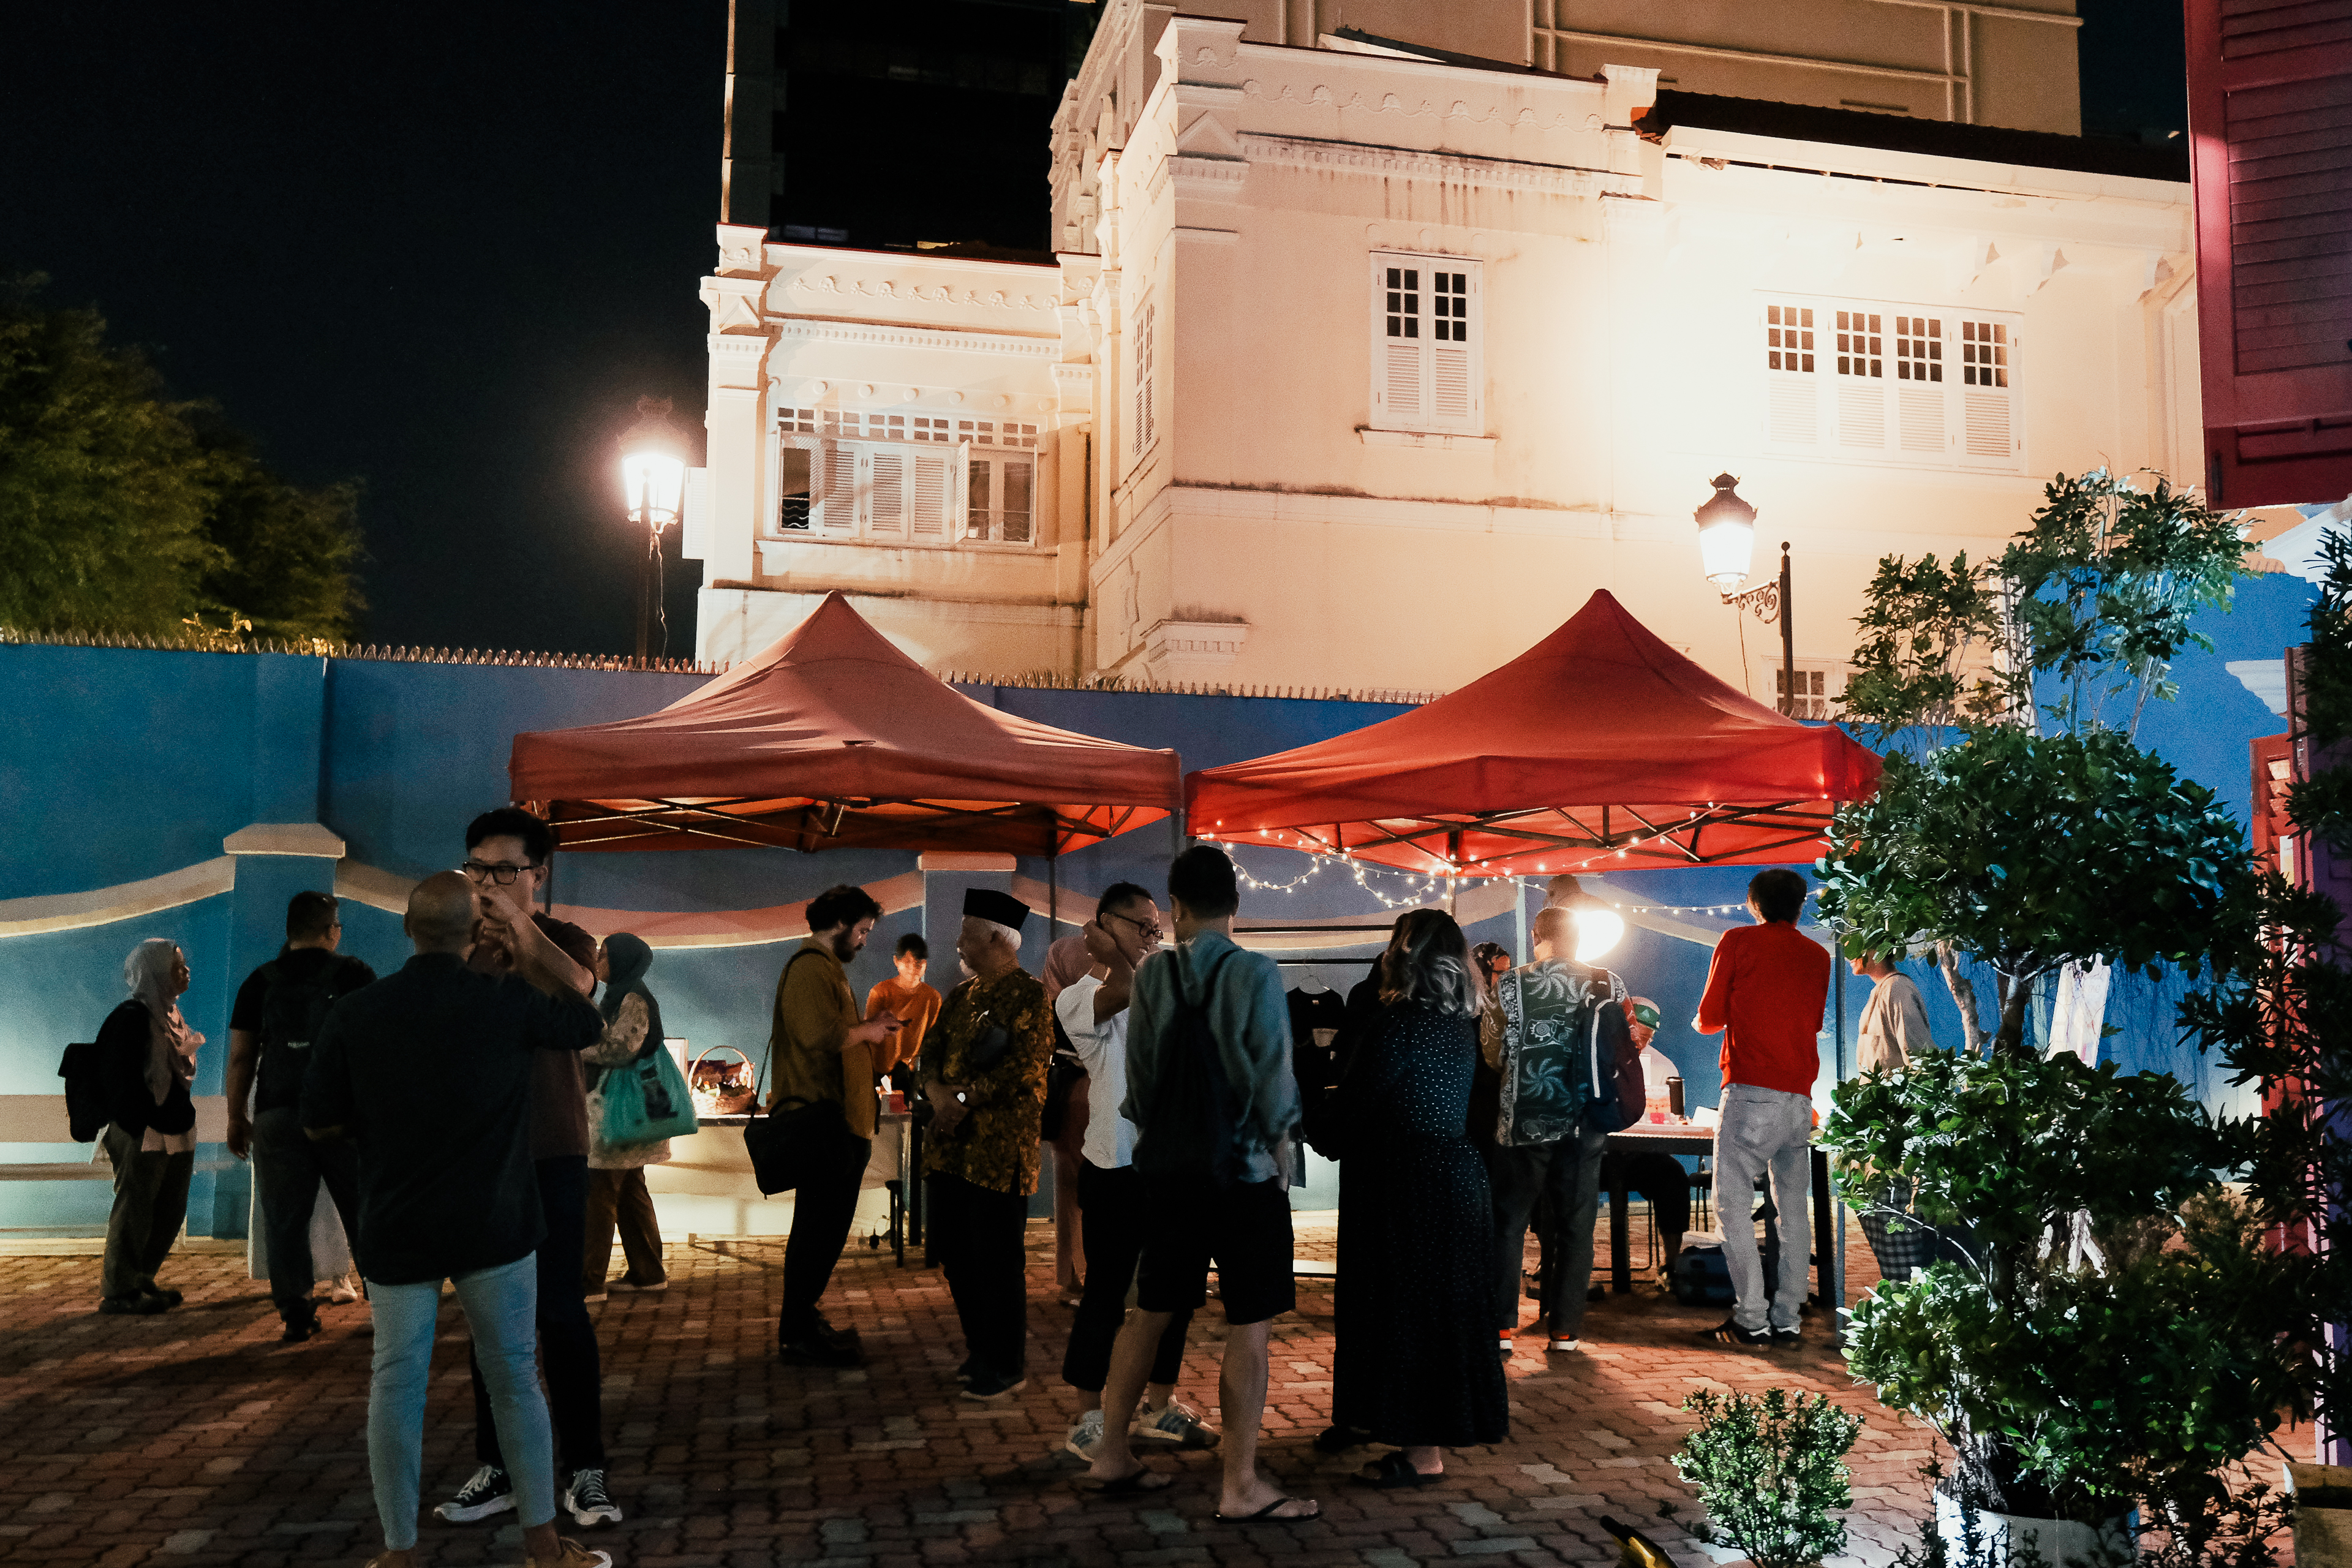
[{"x1": 2188, "y1": 0, "x2": 2352, "y2": 506}]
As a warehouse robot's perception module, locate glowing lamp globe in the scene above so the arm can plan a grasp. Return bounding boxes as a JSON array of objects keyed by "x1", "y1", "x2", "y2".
[
  {"x1": 619, "y1": 396, "x2": 688, "y2": 534},
  {"x1": 1572, "y1": 903, "x2": 1626, "y2": 965},
  {"x1": 1694, "y1": 472, "x2": 1758, "y2": 590}
]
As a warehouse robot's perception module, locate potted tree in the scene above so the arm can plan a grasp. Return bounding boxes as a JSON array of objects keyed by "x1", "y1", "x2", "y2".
[
  {"x1": 1819, "y1": 471, "x2": 2328, "y2": 1559},
  {"x1": 1670, "y1": 1387, "x2": 1864, "y2": 1568}
]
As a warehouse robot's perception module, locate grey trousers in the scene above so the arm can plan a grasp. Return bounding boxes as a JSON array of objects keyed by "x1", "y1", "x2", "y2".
[
  {"x1": 252, "y1": 1105, "x2": 362, "y2": 1318},
  {"x1": 101, "y1": 1122, "x2": 192, "y2": 1301},
  {"x1": 1713, "y1": 1084, "x2": 1814, "y2": 1332},
  {"x1": 1486, "y1": 1114, "x2": 1610, "y2": 1337}
]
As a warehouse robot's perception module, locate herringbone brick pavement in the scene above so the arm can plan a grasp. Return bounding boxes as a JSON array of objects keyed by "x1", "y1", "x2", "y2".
[{"x1": 0, "y1": 1216, "x2": 1942, "y2": 1568}]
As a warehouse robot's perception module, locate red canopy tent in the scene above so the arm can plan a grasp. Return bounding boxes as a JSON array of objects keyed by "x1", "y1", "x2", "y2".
[
  {"x1": 1184, "y1": 590, "x2": 1881, "y2": 877},
  {"x1": 508, "y1": 592, "x2": 1181, "y2": 858}
]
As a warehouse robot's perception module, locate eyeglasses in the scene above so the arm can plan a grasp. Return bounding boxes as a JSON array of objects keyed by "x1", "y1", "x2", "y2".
[
  {"x1": 1102, "y1": 908, "x2": 1163, "y2": 945},
  {"x1": 461, "y1": 860, "x2": 539, "y2": 886}
]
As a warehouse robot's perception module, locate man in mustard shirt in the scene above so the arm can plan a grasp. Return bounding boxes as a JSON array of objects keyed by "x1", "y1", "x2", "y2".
[
  {"x1": 769, "y1": 884, "x2": 903, "y2": 1368},
  {"x1": 921, "y1": 889, "x2": 1054, "y2": 1400}
]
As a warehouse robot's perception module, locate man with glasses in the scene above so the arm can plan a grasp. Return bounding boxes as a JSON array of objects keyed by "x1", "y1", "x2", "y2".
[
  {"x1": 1055, "y1": 883, "x2": 1221, "y2": 1460},
  {"x1": 225, "y1": 891, "x2": 377, "y2": 1341},
  {"x1": 438, "y1": 809, "x2": 619, "y2": 1532}
]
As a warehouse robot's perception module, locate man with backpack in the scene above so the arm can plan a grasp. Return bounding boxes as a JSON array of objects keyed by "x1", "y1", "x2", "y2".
[
  {"x1": 225, "y1": 891, "x2": 377, "y2": 1341},
  {"x1": 1080, "y1": 847, "x2": 1316, "y2": 1524},
  {"x1": 1485, "y1": 903, "x2": 1640, "y2": 1356}
]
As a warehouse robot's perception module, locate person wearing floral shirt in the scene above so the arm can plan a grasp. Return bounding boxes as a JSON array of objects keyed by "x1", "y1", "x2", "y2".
[{"x1": 921, "y1": 888, "x2": 1053, "y2": 1400}]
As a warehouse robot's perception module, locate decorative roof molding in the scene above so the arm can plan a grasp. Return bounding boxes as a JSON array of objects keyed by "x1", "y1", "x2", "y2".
[
  {"x1": 769, "y1": 318, "x2": 1061, "y2": 360},
  {"x1": 1239, "y1": 78, "x2": 1602, "y2": 132},
  {"x1": 784, "y1": 274, "x2": 1060, "y2": 311},
  {"x1": 1239, "y1": 133, "x2": 1640, "y2": 198}
]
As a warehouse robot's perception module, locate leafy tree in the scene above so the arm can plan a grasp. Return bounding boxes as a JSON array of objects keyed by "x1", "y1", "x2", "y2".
[
  {"x1": 1818, "y1": 726, "x2": 2247, "y2": 1054},
  {"x1": 1823, "y1": 470, "x2": 2252, "y2": 1052},
  {"x1": 2285, "y1": 527, "x2": 2352, "y2": 851},
  {"x1": 0, "y1": 276, "x2": 363, "y2": 640},
  {"x1": 0, "y1": 279, "x2": 219, "y2": 635}
]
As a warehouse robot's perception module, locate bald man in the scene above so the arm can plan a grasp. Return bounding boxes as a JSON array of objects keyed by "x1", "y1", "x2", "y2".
[{"x1": 302, "y1": 873, "x2": 611, "y2": 1568}]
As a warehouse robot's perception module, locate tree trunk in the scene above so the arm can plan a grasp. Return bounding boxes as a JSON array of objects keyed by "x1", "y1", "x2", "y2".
[
  {"x1": 1937, "y1": 942, "x2": 1986, "y2": 1055},
  {"x1": 1991, "y1": 971, "x2": 2038, "y2": 1058}
]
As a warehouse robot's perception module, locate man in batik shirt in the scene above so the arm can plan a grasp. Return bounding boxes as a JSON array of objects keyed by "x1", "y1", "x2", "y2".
[
  {"x1": 1484, "y1": 905, "x2": 1632, "y2": 1355},
  {"x1": 919, "y1": 888, "x2": 1054, "y2": 1400}
]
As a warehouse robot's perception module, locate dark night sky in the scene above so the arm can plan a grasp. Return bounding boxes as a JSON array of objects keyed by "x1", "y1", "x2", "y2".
[{"x1": 2, "y1": 3, "x2": 2183, "y2": 657}]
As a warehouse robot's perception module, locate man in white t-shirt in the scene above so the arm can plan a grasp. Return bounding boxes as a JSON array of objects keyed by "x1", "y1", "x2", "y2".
[{"x1": 1055, "y1": 883, "x2": 1219, "y2": 1462}]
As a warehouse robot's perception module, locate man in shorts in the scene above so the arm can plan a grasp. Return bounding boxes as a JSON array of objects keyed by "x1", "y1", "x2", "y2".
[{"x1": 1080, "y1": 846, "x2": 1316, "y2": 1524}]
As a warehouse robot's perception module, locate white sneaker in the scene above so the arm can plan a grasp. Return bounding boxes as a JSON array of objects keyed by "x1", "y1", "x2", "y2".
[
  {"x1": 1131, "y1": 1396, "x2": 1220, "y2": 1449},
  {"x1": 325, "y1": 1273, "x2": 361, "y2": 1305},
  {"x1": 1064, "y1": 1408, "x2": 1105, "y2": 1461}
]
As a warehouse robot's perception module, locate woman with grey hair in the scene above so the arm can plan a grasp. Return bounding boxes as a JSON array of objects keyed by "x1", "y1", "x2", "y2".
[
  {"x1": 94, "y1": 938, "x2": 203, "y2": 1314},
  {"x1": 1327, "y1": 908, "x2": 1509, "y2": 1485}
]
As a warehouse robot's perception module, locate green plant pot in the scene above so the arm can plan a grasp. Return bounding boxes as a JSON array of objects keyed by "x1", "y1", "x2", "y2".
[{"x1": 1934, "y1": 1491, "x2": 2130, "y2": 1568}]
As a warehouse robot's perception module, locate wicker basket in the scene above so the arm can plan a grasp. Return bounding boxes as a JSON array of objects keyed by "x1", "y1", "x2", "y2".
[{"x1": 690, "y1": 1044, "x2": 758, "y2": 1118}]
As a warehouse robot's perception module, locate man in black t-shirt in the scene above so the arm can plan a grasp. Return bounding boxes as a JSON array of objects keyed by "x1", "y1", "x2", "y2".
[
  {"x1": 225, "y1": 890, "x2": 376, "y2": 1341},
  {"x1": 303, "y1": 871, "x2": 610, "y2": 1568}
]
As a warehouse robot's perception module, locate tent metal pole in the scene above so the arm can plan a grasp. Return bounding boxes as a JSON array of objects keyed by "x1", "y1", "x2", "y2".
[{"x1": 1049, "y1": 851, "x2": 1058, "y2": 937}]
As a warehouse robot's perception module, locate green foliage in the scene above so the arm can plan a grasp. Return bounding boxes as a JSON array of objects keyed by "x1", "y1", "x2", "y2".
[
  {"x1": 187, "y1": 413, "x2": 366, "y2": 642},
  {"x1": 2178, "y1": 870, "x2": 2352, "y2": 1447},
  {"x1": 0, "y1": 276, "x2": 363, "y2": 640},
  {"x1": 1815, "y1": 728, "x2": 2247, "y2": 1051},
  {"x1": 1843, "y1": 551, "x2": 2008, "y2": 745},
  {"x1": 1673, "y1": 1387, "x2": 1863, "y2": 1568},
  {"x1": 1887, "y1": 1468, "x2": 2291, "y2": 1568},
  {"x1": 0, "y1": 279, "x2": 220, "y2": 634},
  {"x1": 1822, "y1": 1050, "x2": 2224, "y2": 1280},
  {"x1": 1840, "y1": 469, "x2": 2245, "y2": 754},
  {"x1": 1829, "y1": 1055, "x2": 2308, "y2": 1516},
  {"x1": 2285, "y1": 526, "x2": 2352, "y2": 851},
  {"x1": 1996, "y1": 470, "x2": 2242, "y2": 737},
  {"x1": 1843, "y1": 1200, "x2": 2304, "y2": 1517}
]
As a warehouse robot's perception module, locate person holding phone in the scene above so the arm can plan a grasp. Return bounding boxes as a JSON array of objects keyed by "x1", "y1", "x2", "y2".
[{"x1": 769, "y1": 885, "x2": 904, "y2": 1368}]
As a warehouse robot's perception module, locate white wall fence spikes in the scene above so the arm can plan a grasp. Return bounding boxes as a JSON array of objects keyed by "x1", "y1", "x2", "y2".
[{"x1": 0, "y1": 629, "x2": 1442, "y2": 703}]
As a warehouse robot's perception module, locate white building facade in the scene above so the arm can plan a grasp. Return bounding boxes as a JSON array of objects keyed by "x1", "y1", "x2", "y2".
[{"x1": 689, "y1": 0, "x2": 2200, "y2": 707}]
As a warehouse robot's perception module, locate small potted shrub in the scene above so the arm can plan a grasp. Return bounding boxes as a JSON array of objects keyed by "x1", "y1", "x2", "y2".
[{"x1": 1672, "y1": 1387, "x2": 1864, "y2": 1568}]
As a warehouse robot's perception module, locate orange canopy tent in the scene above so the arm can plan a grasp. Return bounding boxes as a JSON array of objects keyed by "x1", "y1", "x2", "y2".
[
  {"x1": 1184, "y1": 590, "x2": 1881, "y2": 877},
  {"x1": 508, "y1": 593, "x2": 1181, "y2": 858}
]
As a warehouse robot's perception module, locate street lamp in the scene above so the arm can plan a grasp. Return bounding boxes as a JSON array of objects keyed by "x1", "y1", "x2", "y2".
[
  {"x1": 619, "y1": 396, "x2": 688, "y2": 663},
  {"x1": 1693, "y1": 473, "x2": 1798, "y2": 717}
]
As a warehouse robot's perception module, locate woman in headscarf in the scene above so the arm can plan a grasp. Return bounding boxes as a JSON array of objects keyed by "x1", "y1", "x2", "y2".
[
  {"x1": 96, "y1": 938, "x2": 203, "y2": 1314},
  {"x1": 581, "y1": 934, "x2": 672, "y2": 1299}
]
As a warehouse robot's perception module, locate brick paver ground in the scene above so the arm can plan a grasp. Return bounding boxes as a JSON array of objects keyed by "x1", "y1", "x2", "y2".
[{"x1": 0, "y1": 1213, "x2": 1945, "y2": 1567}]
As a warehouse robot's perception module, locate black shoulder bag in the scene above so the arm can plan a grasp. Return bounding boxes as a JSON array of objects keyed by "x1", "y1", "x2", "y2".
[{"x1": 742, "y1": 949, "x2": 851, "y2": 1195}]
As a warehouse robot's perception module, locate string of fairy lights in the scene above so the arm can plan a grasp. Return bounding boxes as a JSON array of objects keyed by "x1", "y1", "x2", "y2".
[{"x1": 1219, "y1": 840, "x2": 1823, "y2": 918}]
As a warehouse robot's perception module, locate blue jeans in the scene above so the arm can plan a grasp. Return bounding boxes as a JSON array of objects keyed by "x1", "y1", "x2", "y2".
[
  {"x1": 368, "y1": 1254, "x2": 554, "y2": 1551},
  {"x1": 1713, "y1": 1084, "x2": 1814, "y2": 1332}
]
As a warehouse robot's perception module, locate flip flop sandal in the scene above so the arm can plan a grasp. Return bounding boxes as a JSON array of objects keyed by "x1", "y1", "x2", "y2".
[
  {"x1": 1217, "y1": 1495, "x2": 1322, "y2": 1523},
  {"x1": 1355, "y1": 1451, "x2": 1441, "y2": 1488},
  {"x1": 1078, "y1": 1466, "x2": 1173, "y2": 1496}
]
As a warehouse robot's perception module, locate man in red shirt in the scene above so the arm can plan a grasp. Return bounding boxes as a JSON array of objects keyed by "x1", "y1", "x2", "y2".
[{"x1": 1691, "y1": 868, "x2": 1829, "y2": 1347}]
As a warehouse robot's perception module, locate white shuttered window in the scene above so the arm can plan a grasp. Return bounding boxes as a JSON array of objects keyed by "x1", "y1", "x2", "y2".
[
  {"x1": 769, "y1": 407, "x2": 1031, "y2": 549},
  {"x1": 1132, "y1": 300, "x2": 1156, "y2": 459},
  {"x1": 1370, "y1": 254, "x2": 1482, "y2": 434},
  {"x1": 1760, "y1": 296, "x2": 2018, "y2": 472}
]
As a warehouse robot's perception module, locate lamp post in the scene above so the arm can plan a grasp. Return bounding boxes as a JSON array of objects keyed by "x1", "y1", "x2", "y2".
[
  {"x1": 619, "y1": 396, "x2": 688, "y2": 664},
  {"x1": 1694, "y1": 473, "x2": 1798, "y2": 717}
]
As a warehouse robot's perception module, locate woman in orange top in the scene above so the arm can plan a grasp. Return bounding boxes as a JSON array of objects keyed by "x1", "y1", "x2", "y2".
[{"x1": 865, "y1": 933, "x2": 943, "y2": 1080}]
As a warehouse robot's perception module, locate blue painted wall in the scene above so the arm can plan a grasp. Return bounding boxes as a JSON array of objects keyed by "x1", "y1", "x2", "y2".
[{"x1": 1, "y1": 577, "x2": 2313, "y2": 1232}]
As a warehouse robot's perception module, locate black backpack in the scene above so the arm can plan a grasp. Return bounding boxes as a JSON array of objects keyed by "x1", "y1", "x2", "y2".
[
  {"x1": 256, "y1": 957, "x2": 367, "y2": 1108},
  {"x1": 58, "y1": 1041, "x2": 105, "y2": 1142},
  {"x1": 1129, "y1": 947, "x2": 1253, "y2": 1188}
]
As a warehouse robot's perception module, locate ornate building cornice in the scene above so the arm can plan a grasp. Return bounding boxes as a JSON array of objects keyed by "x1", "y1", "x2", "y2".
[
  {"x1": 1239, "y1": 133, "x2": 1639, "y2": 198},
  {"x1": 769, "y1": 318, "x2": 1061, "y2": 360}
]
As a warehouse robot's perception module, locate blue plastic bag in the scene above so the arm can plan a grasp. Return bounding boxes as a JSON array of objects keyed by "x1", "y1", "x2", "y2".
[{"x1": 600, "y1": 1046, "x2": 699, "y2": 1146}]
